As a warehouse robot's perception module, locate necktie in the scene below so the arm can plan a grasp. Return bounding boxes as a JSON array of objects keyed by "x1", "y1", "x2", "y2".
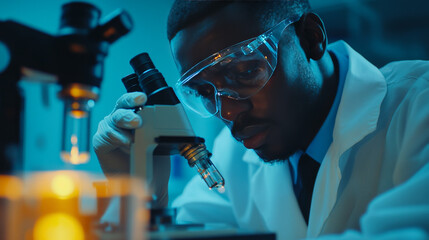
[{"x1": 295, "y1": 153, "x2": 321, "y2": 224}]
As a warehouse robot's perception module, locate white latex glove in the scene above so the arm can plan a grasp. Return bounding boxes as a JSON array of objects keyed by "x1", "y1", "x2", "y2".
[
  {"x1": 94, "y1": 92, "x2": 171, "y2": 228},
  {"x1": 93, "y1": 92, "x2": 146, "y2": 175}
]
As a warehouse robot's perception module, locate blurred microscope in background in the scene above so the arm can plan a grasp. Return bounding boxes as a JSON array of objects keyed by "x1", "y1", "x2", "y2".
[
  {"x1": 0, "y1": 1, "x2": 132, "y2": 172},
  {"x1": 0, "y1": 2, "x2": 147, "y2": 240}
]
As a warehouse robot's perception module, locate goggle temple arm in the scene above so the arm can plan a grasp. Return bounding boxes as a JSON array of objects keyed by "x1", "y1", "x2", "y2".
[{"x1": 241, "y1": 16, "x2": 301, "y2": 56}]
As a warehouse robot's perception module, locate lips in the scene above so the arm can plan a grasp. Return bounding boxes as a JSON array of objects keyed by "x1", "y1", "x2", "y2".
[{"x1": 233, "y1": 124, "x2": 270, "y2": 149}]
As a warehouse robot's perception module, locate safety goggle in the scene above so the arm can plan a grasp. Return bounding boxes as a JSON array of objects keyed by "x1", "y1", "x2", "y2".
[{"x1": 175, "y1": 16, "x2": 299, "y2": 118}]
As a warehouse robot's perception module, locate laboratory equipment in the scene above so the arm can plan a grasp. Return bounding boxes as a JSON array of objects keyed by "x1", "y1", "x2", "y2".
[
  {"x1": 122, "y1": 53, "x2": 224, "y2": 227},
  {"x1": 125, "y1": 53, "x2": 224, "y2": 192},
  {"x1": 0, "y1": 2, "x2": 132, "y2": 171}
]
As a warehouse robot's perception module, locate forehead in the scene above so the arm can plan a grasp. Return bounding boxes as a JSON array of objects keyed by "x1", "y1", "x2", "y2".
[{"x1": 171, "y1": 3, "x2": 265, "y2": 75}]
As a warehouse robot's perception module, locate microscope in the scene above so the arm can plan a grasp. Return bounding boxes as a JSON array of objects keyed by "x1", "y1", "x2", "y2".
[
  {"x1": 0, "y1": 2, "x2": 132, "y2": 172},
  {"x1": 121, "y1": 53, "x2": 225, "y2": 227}
]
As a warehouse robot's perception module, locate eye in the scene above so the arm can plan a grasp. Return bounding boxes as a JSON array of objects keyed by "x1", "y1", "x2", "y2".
[
  {"x1": 237, "y1": 66, "x2": 263, "y2": 79},
  {"x1": 185, "y1": 80, "x2": 215, "y2": 97},
  {"x1": 196, "y1": 84, "x2": 215, "y2": 98},
  {"x1": 225, "y1": 60, "x2": 266, "y2": 86}
]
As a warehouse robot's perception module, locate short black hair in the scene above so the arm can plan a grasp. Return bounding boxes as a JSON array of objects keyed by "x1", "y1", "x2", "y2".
[{"x1": 167, "y1": 0, "x2": 311, "y2": 41}]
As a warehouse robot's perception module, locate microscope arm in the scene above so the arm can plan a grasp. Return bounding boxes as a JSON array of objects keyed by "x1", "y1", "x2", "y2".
[
  {"x1": 0, "y1": 20, "x2": 58, "y2": 82},
  {"x1": 0, "y1": 21, "x2": 59, "y2": 173},
  {"x1": 131, "y1": 103, "x2": 196, "y2": 186}
]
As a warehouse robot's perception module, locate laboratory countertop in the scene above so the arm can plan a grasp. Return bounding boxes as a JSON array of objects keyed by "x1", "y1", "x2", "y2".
[{"x1": 96, "y1": 223, "x2": 276, "y2": 240}]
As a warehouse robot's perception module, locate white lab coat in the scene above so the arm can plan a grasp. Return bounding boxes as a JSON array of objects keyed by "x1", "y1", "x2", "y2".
[{"x1": 172, "y1": 41, "x2": 429, "y2": 239}]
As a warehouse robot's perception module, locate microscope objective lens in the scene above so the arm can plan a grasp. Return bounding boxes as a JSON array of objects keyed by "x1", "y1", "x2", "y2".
[
  {"x1": 180, "y1": 143, "x2": 225, "y2": 192},
  {"x1": 194, "y1": 158, "x2": 225, "y2": 190}
]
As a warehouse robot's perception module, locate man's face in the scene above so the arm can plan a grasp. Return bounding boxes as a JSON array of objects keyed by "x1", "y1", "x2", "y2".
[{"x1": 171, "y1": 4, "x2": 322, "y2": 161}]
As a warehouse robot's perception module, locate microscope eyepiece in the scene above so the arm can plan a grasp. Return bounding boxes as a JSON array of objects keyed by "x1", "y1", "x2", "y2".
[
  {"x1": 121, "y1": 73, "x2": 142, "y2": 93},
  {"x1": 60, "y1": 2, "x2": 101, "y2": 32},
  {"x1": 130, "y1": 53, "x2": 155, "y2": 75},
  {"x1": 129, "y1": 53, "x2": 178, "y2": 105}
]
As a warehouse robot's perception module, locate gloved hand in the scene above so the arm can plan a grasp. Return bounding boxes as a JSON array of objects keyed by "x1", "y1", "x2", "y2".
[
  {"x1": 93, "y1": 91, "x2": 171, "y2": 208},
  {"x1": 93, "y1": 92, "x2": 146, "y2": 175}
]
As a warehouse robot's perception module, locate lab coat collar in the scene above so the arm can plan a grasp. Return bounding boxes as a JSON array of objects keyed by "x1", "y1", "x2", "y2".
[
  {"x1": 242, "y1": 148, "x2": 260, "y2": 164},
  {"x1": 330, "y1": 41, "x2": 387, "y2": 154},
  {"x1": 250, "y1": 156, "x2": 308, "y2": 240},
  {"x1": 308, "y1": 41, "x2": 387, "y2": 237},
  {"x1": 242, "y1": 139, "x2": 308, "y2": 239}
]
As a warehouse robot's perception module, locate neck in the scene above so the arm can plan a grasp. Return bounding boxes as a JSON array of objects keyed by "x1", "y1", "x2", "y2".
[
  {"x1": 303, "y1": 50, "x2": 339, "y2": 150},
  {"x1": 318, "y1": 50, "x2": 340, "y2": 124}
]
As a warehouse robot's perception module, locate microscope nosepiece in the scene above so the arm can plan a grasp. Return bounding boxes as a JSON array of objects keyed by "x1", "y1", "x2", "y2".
[{"x1": 180, "y1": 144, "x2": 225, "y2": 190}]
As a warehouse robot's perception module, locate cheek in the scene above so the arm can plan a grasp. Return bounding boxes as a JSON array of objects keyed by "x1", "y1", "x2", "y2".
[
  {"x1": 278, "y1": 43, "x2": 307, "y2": 85},
  {"x1": 248, "y1": 43, "x2": 310, "y2": 120},
  {"x1": 248, "y1": 77, "x2": 283, "y2": 118},
  {"x1": 258, "y1": 61, "x2": 313, "y2": 133},
  {"x1": 258, "y1": 65, "x2": 296, "y2": 116}
]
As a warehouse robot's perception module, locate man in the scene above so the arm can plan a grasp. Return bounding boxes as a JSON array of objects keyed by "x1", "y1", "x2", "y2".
[{"x1": 93, "y1": 0, "x2": 429, "y2": 239}]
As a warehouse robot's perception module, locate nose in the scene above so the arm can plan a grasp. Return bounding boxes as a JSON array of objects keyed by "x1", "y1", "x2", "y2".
[{"x1": 218, "y1": 95, "x2": 252, "y2": 122}]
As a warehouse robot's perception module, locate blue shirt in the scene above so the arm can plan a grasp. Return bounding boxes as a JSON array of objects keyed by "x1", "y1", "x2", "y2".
[{"x1": 289, "y1": 47, "x2": 349, "y2": 187}]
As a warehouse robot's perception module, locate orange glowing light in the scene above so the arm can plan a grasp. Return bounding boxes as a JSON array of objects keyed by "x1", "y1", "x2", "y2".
[
  {"x1": 214, "y1": 53, "x2": 222, "y2": 60},
  {"x1": 70, "y1": 44, "x2": 86, "y2": 53},
  {"x1": 60, "y1": 135, "x2": 90, "y2": 164},
  {"x1": 70, "y1": 110, "x2": 87, "y2": 118},
  {"x1": 70, "y1": 87, "x2": 86, "y2": 98},
  {"x1": 70, "y1": 146, "x2": 80, "y2": 164},
  {"x1": 33, "y1": 213, "x2": 84, "y2": 240},
  {"x1": 71, "y1": 135, "x2": 78, "y2": 145},
  {"x1": 103, "y1": 27, "x2": 117, "y2": 38},
  {"x1": 50, "y1": 175, "x2": 75, "y2": 199},
  {"x1": 0, "y1": 175, "x2": 23, "y2": 199},
  {"x1": 71, "y1": 101, "x2": 80, "y2": 109},
  {"x1": 60, "y1": 150, "x2": 90, "y2": 165}
]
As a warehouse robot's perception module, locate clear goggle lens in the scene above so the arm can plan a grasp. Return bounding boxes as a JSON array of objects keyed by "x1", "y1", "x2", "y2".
[{"x1": 175, "y1": 17, "x2": 298, "y2": 118}]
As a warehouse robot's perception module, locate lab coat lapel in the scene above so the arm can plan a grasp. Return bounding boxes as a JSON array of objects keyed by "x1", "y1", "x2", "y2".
[
  {"x1": 243, "y1": 150, "x2": 308, "y2": 240},
  {"x1": 307, "y1": 41, "x2": 387, "y2": 237}
]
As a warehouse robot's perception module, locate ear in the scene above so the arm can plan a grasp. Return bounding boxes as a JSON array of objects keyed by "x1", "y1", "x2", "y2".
[{"x1": 295, "y1": 13, "x2": 327, "y2": 61}]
